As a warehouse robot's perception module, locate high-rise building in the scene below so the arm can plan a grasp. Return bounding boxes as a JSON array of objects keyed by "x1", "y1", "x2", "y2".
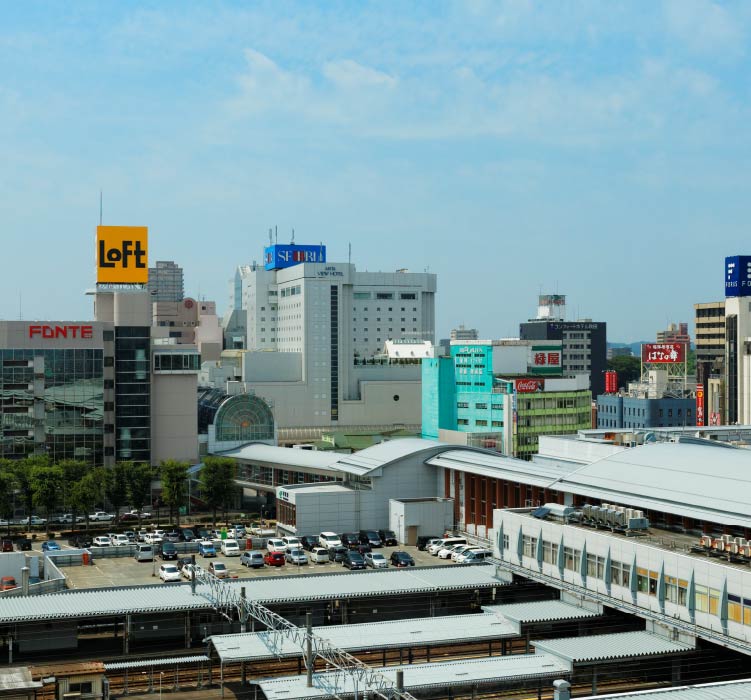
[
  {"x1": 724, "y1": 255, "x2": 751, "y2": 424},
  {"x1": 147, "y1": 260, "x2": 184, "y2": 302},
  {"x1": 519, "y1": 294, "x2": 607, "y2": 397},
  {"x1": 450, "y1": 325, "x2": 479, "y2": 341},
  {"x1": 694, "y1": 301, "x2": 725, "y2": 425},
  {"x1": 656, "y1": 322, "x2": 690, "y2": 345},
  {"x1": 216, "y1": 242, "x2": 437, "y2": 435}
]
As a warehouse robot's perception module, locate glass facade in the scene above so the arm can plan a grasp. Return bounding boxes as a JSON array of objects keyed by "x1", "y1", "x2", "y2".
[
  {"x1": 197, "y1": 388, "x2": 275, "y2": 443},
  {"x1": 0, "y1": 348, "x2": 104, "y2": 463},
  {"x1": 115, "y1": 326, "x2": 151, "y2": 463}
]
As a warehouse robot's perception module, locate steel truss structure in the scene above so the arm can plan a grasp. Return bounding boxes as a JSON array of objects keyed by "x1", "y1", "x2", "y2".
[{"x1": 192, "y1": 566, "x2": 418, "y2": 700}]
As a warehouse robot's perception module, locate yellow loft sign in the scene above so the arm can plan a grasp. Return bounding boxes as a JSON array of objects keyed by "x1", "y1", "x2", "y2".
[{"x1": 96, "y1": 226, "x2": 148, "y2": 284}]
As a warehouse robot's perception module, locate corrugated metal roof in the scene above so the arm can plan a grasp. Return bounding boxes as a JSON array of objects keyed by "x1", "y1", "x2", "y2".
[
  {"x1": 0, "y1": 667, "x2": 43, "y2": 691},
  {"x1": 532, "y1": 631, "x2": 693, "y2": 666},
  {"x1": 105, "y1": 655, "x2": 209, "y2": 671},
  {"x1": 426, "y1": 450, "x2": 570, "y2": 488},
  {"x1": 576, "y1": 679, "x2": 751, "y2": 699},
  {"x1": 210, "y1": 613, "x2": 517, "y2": 662},
  {"x1": 255, "y1": 654, "x2": 570, "y2": 700},
  {"x1": 483, "y1": 599, "x2": 602, "y2": 624},
  {"x1": 217, "y1": 444, "x2": 342, "y2": 470},
  {"x1": 333, "y1": 438, "x2": 450, "y2": 475},
  {"x1": 549, "y1": 442, "x2": 751, "y2": 528},
  {"x1": 0, "y1": 566, "x2": 507, "y2": 622}
]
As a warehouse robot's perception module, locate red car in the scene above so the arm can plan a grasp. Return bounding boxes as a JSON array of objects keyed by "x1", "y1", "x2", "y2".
[
  {"x1": 1, "y1": 540, "x2": 13, "y2": 553},
  {"x1": 264, "y1": 551, "x2": 285, "y2": 567},
  {"x1": 1, "y1": 576, "x2": 17, "y2": 591}
]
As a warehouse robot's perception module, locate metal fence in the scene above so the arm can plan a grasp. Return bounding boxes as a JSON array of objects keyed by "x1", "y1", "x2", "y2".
[{"x1": 0, "y1": 554, "x2": 68, "y2": 597}]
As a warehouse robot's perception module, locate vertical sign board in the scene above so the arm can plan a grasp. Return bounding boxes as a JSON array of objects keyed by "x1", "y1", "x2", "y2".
[
  {"x1": 725, "y1": 256, "x2": 751, "y2": 297},
  {"x1": 696, "y1": 384, "x2": 705, "y2": 427},
  {"x1": 96, "y1": 226, "x2": 148, "y2": 284}
]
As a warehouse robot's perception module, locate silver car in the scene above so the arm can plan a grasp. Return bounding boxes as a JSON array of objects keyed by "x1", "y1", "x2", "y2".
[
  {"x1": 364, "y1": 552, "x2": 389, "y2": 569},
  {"x1": 285, "y1": 548, "x2": 308, "y2": 565}
]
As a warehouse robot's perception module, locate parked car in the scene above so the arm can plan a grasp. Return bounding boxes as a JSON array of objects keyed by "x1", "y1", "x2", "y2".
[
  {"x1": 309, "y1": 547, "x2": 330, "y2": 564},
  {"x1": 159, "y1": 564, "x2": 181, "y2": 582},
  {"x1": 177, "y1": 556, "x2": 194, "y2": 571},
  {"x1": 22, "y1": 516, "x2": 47, "y2": 526},
  {"x1": 134, "y1": 544, "x2": 154, "y2": 562},
  {"x1": 233, "y1": 524, "x2": 247, "y2": 538},
  {"x1": 111, "y1": 534, "x2": 130, "y2": 547},
  {"x1": 119, "y1": 513, "x2": 138, "y2": 523},
  {"x1": 286, "y1": 548, "x2": 308, "y2": 565},
  {"x1": 181, "y1": 563, "x2": 197, "y2": 580},
  {"x1": 180, "y1": 528, "x2": 196, "y2": 542},
  {"x1": 358, "y1": 530, "x2": 382, "y2": 547},
  {"x1": 221, "y1": 539, "x2": 241, "y2": 557},
  {"x1": 364, "y1": 552, "x2": 389, "y2": 569},
  {"x1": 340, "y1": 533, "x2": 360, "y2": 549},
  {"x1": 67, "y1": 535, "x2": 91, "y2": 549},
  {"x1": 92, "y1": 536, "x2": 111, "y2": 547},
  {"x1": 241, "y1": 551, "x2": 265, "y2": 569},
  {"x1": 390, "y1": 551, "x2": 415, "y2": 567},
  {"x1": 88, "y1": 512, "x2": 114, "y2": 522},
  {"x1": 356, "y1": 542, "x2": 372, "y2": 555},
  {"x1": 266, "y1": 538, "x2": 287, "y2": 553},
  {"x1": 342, "y1": 551, "x2": 366, "y2": 570},
  {"x1": 160, "y1": 542, "x2": 178, "y2": 560},
  {"x1": 41, "y1": 540, "x2": 61, "y2": 552},
  {"x1": 319, "y1": 532, "x2": 342, "y2": 549},
  {"x1": 264, "y1": 551, "x2": 285, "y2": 567},
  {"x1": 2, "y1": 539, "x2": 14, "y2": 553},
  {"x1": 164, "y1": 531, "x2": 181, "y2": 543},
  {"x1": 198, "y1": 541, "x2": 216, "y2": 558},
  {"x1": 299, "y1": 535, "x2": 318, "y2": 551},
  {"x1": 15, "y1": 538, "x2": 32, "y2": 551},
  {"x1": 416, "y1": 536, "x2": 439, "y2": 551},
  {"x1": 378, "y1": 530, "x2": 398, "y2": 547},
  {"x1": 197, "y1": 528, "x2": 211, "y2": 540},
  {"x1": 462, "y1": 549, "x2": 492, "y2": 564},
  {"x1": 281, "y1": 536, "x2": 302, "y2": 552},
  {"x1": 438, "y1": 543, "x2": 468, "y2": 560},
  {"x1": 428, "y1": 537, "x2": 466, "y2": 556},
  {"x1": 329, "y1": 546, "x2": 348, "y2": 563},
  {"x1": 208, "y1": 561, "x2": 229, "y2": 579},
  {"x1": 56, "y1": 513, "x2": 85, "y2": 524},
  {"x1": 1, "y1": 576, "x2": 17, "y2": 591}
]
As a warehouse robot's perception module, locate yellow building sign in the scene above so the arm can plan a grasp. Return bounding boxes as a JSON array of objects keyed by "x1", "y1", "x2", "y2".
[{"x1": 96, "y1": 226, "x2": 148, "y2": 284}]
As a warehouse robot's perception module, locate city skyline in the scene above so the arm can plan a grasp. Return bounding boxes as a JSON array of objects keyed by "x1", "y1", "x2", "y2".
[{"x1": 2, "y1": 1, "x2": 750, "y2": 340}]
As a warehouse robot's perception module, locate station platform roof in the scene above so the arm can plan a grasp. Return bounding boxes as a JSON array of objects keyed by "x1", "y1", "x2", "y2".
[
  {"x1": 0, "y1": 566, "x2": 508, "y2": 623},
  {"x1": 482, "y1": 599, "x2": 602, "y2": 631},
  {"x1": 576, "y1": 678, "x2": 751, "y2": 699},
  {"x1": 532, "y1": 631, "x2": 694, "y2": 669},
  {"x1": 253, "y1": 654, "x2": 570, "y2": 700},
  {"x1": 210, "y1": 613, "x2": 517, "y2": 663}
]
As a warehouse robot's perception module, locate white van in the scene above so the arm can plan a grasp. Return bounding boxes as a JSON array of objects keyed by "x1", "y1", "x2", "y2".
[
  {"x1": 221, "y1": 539, "x2": 241, "y2": 557},
  {"x1": 428, "y1": 537, "x2": 467, "y2": 556},
  {"x1": 319, "y1": 532, "x2": 342, "y2": 549},
  {"x1": 134, "y1": 543, "x2": 154, "y2": 562}
]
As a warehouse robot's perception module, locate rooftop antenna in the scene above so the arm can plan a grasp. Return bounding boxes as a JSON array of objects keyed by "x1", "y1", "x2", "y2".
[
  {"x1": 99, "y1": 190, "x2": 103, "y2": 226},
  {"x1": 269, "y1": 229, "x2": 273, "y2": 246},
  {"x1": 291, "y1": 228, "x2": 295, "y2": 244},
  {"x1": 348, "y1": 242, "x2": 351, "y2": 264},
  {"x1": 18, "y1": 291, "x2": 22, "y2": 320},
  {"x1": 275, "y1": 225, "x2": 278, "y2": 244}
]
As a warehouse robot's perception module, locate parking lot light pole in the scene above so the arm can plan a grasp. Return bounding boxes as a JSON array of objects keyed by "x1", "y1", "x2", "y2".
[{"x1": 159, "y1": 671, "x2": 164, "y2": 699}]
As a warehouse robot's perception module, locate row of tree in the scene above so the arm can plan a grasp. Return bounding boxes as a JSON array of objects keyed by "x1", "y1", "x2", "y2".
[{"x1": 0, "y1": 456, "x2": 238, "y2": 534}]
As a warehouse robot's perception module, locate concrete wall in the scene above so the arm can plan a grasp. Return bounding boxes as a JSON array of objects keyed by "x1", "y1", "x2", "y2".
[
  {"x1": 389, "y1": 498, "x2": 454, "y2": 544},
  {"x1": 151, "y1": 374, "x2": 198, "y2": 464}
]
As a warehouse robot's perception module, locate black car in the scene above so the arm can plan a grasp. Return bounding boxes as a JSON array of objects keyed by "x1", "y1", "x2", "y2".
[
  {"x1": 341, "y1": 533, "x2": 360, "y2": 549},
  {"x1": 176, "y1": 556, "x2": 194, "y2": 571},
  {"x1": 330, "y1": 546, "x2": 348, "y2": 563},
  {"x1": 180, "y1": 528, "x2": 196, "y2": 542},
  {"x1": 378, "y1": 530, "x2": 397, "y2": 547},
  {"x1": 160, "y1": 542, "x2": 178, "y2": 560},
  {"x1": 356, "y1": 543, "x2": 372, "y2": 555},
  {"x1": 390, "y1": 551, "x2": 415, "y2": 567},
  {"x1": 15, "y1": 538, "x2": 32, "y2": 551},
  {"x1": 358, "y1": 530, "x2": 382, "y2": 547},
  {"x1": 300, "y1": 535, "x2": 319, "y2": 551},
  {"x1": 198, "y1": 529, "x2": 211, "y2": 540},
  {"x1": 416, "y1": 536, "x2": 439, "y2": 551},
  {"x1": 68, "y1": 535, "x2": 92, "y2": 549},
  {"x1": 342, "y1": 551, "x2": 366, "y2": 570}
]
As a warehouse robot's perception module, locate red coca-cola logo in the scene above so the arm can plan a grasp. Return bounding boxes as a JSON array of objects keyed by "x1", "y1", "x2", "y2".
[{"x1": 515, "y1": 379, "x2": 544, "y2": 393}]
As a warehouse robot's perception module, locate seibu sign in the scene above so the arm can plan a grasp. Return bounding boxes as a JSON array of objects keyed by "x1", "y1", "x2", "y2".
[
  {"x1": 29, "y1": 325, "x2": 94, "y2": 339},
  {"x1": 515, "y1": 378, "x2": 545, "y2": 393}
]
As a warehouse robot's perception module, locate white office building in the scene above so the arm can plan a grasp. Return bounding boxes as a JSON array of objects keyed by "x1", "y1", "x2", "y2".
[{"x1": 211, "y1": 247, "x2": 437, "y2": 437}]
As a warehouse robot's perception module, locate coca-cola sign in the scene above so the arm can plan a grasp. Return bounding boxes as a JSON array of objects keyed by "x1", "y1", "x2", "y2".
[{"x1": 515, "y1": 378, "x2": 545, "y2": 393}]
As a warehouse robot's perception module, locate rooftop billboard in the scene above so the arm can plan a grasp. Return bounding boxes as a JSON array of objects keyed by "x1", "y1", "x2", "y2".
[
  {"x1": 96, "y1": 226, "x2": 148, "y2": 284},
  {"x1": 264, "y1": 244, "x2": 326, "y2": 271},
  {"x1": 725, "y1": 255, "x2": 751, "y2": 298}
]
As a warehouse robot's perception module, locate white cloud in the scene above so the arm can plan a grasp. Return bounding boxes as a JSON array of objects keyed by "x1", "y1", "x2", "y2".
[
  {"x1": 323, "y1": 59, "x2": 396, "y2": 89},
  {"x1": 663, "y1": 0, "x2": 747, "y2": 57}
]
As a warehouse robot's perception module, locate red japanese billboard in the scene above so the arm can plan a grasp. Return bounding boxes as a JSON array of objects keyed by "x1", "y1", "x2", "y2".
[
  {"x1": 696, "y1": 384, "x2": 705, "y2": 427},
  {"x1": 641, "y1": 343, "x2": 686, "y2": 364},
  {"x1": 709, "y1": 412, "x2": 721, "y2": 426},
  {"x1": 515, "y1": 378, "x2": 545, "y2": 393}
]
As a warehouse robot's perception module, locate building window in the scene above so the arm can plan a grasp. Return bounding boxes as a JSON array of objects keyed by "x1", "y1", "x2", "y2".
[
  {"x1": 475, "y1": 403, "x2": 487, "y2": 410},
  {"x1": 376, "y1": 293, "x2": 393, "y2": 299}
]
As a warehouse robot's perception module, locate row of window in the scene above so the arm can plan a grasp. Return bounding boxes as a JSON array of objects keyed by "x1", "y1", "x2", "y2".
[
  {"x1": 280, "y1": 285, "x2": 302, "y2": 298},
  {"x1": 353, "y1": 292, "x2": 418, "y2": 300}
]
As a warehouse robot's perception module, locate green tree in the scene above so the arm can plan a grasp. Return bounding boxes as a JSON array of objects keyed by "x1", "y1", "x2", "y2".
[
  {"x1": 0, "y1": 467, "x2": 17, "y2": 536},
  {"x1": 606, "y1": 356, "x2": 641, "y2": 389},
  {"x1": 31, "y1": 465, "x2": 64, "y2": 535},
  {"x1": 200, "y1": 457, "x2": 236, "y2": 527},
  {"x1": 12, "y1": 457, "x2": 47, "y2": 520},
  {"x1": 58, "y1": 459, "x2": 88, "y2": 527},
  {"x1": 69, "y1": 473, "x2": 100, "y2": 532},
  {"x1": 160, "y1": 460, "x2": 189, "y2": 528},
  {"x1": 126, "y1": 463, "x2": 153, "y2": 529},
  {"x1": 108, "y1": 462, "x2": 130, "y2": 523}
]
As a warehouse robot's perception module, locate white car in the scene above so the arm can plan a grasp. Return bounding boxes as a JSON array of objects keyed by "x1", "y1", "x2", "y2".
[
  {"x1": 23, "y1": 516, "x2": 47, "y2": 526},
  {"x1": 437, "y1": 544, "x2": 465, "y2": 560},
  {"x1": 111, "y1": 534, "x2": 130, "y2": 547},
  {"x1": 319, "y1": 532, "x2": 342, "y2": 549},
  {"x1": 450, "y1": 545, "x2": 479, "y2": 562},
  {"x1": 462, "y1": 549, "x2": 492, "y2": 564},
  {"x1": 144, "y1": 533, "x2": 163, "y2": 545},
  {"x1": 454, "y1": 546, "x2": 484, "y2": 563},
  {"x1": 89, "y1": 512, "x2": 114, "y2": 522},
  {"x1": 309, "y1": 547, "x2": 330, "y2": 564},
  {"x1": 364, "y1": 552, "x2": 389, "y2": 569},
  {"x1": 281, "y1": 536, "x2": 302, "y2": 552},
  {"x1": 266, "y1": 538, "x2": 287, "y2": 553},
  {"x1": 159, "y1": 564, "x2": 181, "y2": 582},
  {"x1": 221, "y1": 539, "x2": 241, "y2": 556},
  {"x1": 428, "y1": 538, "x2": 466, "y2": 556},
  {"x1": 92, "y1": 536, "x2": 111, "y2": 547},
  {"x1": 182, "y1": 563, "x2": 198, "y2": 580}
]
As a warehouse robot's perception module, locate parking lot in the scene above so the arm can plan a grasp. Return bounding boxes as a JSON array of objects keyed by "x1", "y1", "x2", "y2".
[{"x1": 54, "y1": 543, "x2": 453, "y2": 590}]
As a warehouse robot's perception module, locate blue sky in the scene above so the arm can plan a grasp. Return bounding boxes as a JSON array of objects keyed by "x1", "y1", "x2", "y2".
[{"x1": 2, "y1": 1, "x2": 750, "y2": 341}]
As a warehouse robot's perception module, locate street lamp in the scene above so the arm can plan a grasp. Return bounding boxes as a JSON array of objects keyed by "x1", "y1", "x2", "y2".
[{"x1": 159, "y1": 671, "x2": 164, "y2": 699}]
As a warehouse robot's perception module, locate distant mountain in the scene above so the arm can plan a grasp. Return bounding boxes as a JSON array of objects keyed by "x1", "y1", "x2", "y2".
[{"x1": 608, "y1": 341, "x2": 651, "y2": 355}]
